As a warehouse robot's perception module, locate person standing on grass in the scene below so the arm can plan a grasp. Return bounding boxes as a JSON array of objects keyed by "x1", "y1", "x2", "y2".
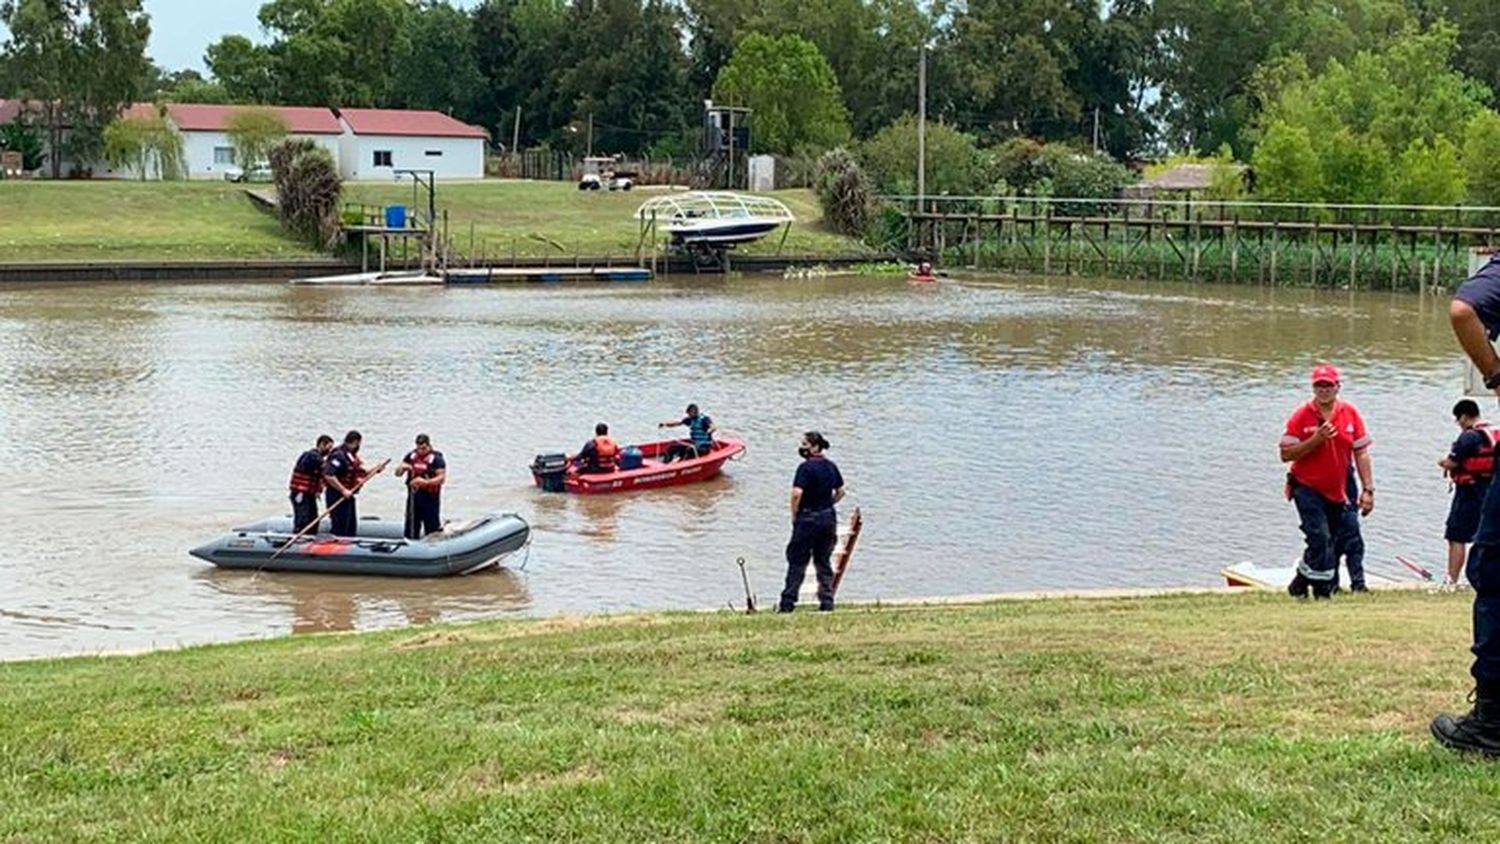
[
  {"x1": 1279, "y1": 364, "x2": 1375, "y2": 599},
  {"x1": 779, "y1": 431, "x2": 845, "y2": 613},
  {"x1": 1433, "y1": 257, "x2": 1500, "y2": 754},
  {"x1": 1441, "y1": 400, "x2": 1494, "y2": 588}
]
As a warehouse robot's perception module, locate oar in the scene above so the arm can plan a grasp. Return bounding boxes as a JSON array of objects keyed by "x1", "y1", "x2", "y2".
[
  {"x1": 268, "y1": 458, "x2": 391, "y2": 562},
  {"x1": 1395, "y1": 555, "x2": 1436, "y2": 582}
]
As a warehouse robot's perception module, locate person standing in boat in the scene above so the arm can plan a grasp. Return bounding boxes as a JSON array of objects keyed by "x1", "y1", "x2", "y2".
[
  {"x1": 572, "y1": 423, "x2": 619, "y2": 475},
  {"x1": 322, "y1": 430, "x2": 368, "y2": 537},
  {"x1": 1279, "y1": 365, "x2": 1375, "y2": 599},
  {"x1": 1441, "y1": 400, "x2": 1494, "y2": 588},
  {"x1": 288, "y1": 434, "x2": 334, "y2": 533},
  {"x1": 659, "y1": 403, "x2": 717, "y2": 463},
  {"x1": 397, "y1": 433, "x2": 447, "y2": 539},
  {"x1": 779, "y1": 431, "x2": 845, "y2": 613}
]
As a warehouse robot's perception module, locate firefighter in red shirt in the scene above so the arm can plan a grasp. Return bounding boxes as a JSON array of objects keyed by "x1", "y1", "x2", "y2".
[{"x1": 1279, "y1": 364, "x2": 1375, "y2": 599}]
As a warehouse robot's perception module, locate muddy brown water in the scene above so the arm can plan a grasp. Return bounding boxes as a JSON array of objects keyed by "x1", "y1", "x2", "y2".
[{"x1": 0, "y1": 274, "x2": 1470, "y2": 659}]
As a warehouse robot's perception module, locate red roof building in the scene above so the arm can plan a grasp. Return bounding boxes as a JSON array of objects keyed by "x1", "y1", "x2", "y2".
[{"x1": 335, "y1": 108, "x2": 488, "y2": 140}]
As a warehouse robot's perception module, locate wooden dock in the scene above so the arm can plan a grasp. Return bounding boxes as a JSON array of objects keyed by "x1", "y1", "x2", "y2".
[{"x1": 898, "y1": 197, "x2": 1500, "y2": 291}]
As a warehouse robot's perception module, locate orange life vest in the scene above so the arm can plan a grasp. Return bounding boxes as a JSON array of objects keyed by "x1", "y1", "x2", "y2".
[
  {"x1": 593, "y1": 436, "x2": 619, "y2": 470},
  {"x1": 1455, "y1": 423, "x2": 1496, "y2": 485},
  {"x1": 288, "y1": 449, "x2": 324, "y2": 495}
]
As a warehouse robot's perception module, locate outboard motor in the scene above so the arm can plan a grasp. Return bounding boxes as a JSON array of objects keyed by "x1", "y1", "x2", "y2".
[{"x1": 531, "y1": 453, "x2": 570, "y2": 493}]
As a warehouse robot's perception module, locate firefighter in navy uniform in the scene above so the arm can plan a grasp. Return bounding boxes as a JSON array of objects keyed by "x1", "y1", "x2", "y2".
[
  {"x1": 779, "y1": 431, "x2": 846, "y2": 613},
  {"x1": 1441, "y1": 399, "x2": 1494, "y2": 587},
  {"x1": 572, "y1": 423, "x2": 619, "y2": 475},
  {"x1": 1433, "y1": 254, "x2": 1500, "y2": 754},
  {"x1": 289, "y1": 434, "x2": 334, "y2": 532},
  {"x1": 397, "y1": 433, "x2": 447, "y2": 539},
  {"x1": 322, "y1": 430, "x2": 368, "y2": 538}
]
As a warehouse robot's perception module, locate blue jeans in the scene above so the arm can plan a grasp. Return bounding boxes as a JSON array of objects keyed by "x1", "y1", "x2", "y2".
[{"x1": 1291, "y1": 481, "x2": 1343, "y2": 595}]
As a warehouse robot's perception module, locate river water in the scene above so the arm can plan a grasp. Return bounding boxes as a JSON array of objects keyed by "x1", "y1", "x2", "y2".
[{"x1": 0, "y1": 274, "x2": 1469, "y2": 659}]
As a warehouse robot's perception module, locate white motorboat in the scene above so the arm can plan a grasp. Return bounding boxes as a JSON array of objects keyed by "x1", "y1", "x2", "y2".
[{"x1": 635, "y1": 191, "x2": 795, "y2": 249}]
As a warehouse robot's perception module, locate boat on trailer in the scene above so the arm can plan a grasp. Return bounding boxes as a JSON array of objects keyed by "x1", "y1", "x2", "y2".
[
  {"x1": 636, "y1": 192, "x2": 795, "y2": 252},
  {"x1": 189, "y1": 512, "x2": 531, "y2": 577},
  {"x1": 530, "y1": 438, "x2": 745, "y2": 495}
]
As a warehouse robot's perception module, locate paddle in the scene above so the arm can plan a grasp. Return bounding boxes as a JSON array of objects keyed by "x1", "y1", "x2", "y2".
[
  {"x1": 267, "y1": 458, "x2": 391, "y2": 562},
  {"x1": 1395, "y1": 555, "x2": 1436, "y2": 582}
]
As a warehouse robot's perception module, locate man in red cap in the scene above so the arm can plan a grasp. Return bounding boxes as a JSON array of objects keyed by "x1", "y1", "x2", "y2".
[{"x1": 1279, "y1": 364, "x2": 1375, "y2": 599}]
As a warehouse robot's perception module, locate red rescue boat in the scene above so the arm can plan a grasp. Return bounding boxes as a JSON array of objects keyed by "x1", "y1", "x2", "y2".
[{"x1": 531, "y1": 438, "x2": 746, "y2": 494}]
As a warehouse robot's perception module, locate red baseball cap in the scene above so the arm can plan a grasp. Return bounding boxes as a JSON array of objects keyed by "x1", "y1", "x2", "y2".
[{"x1": 1310, "y1": 364, "x2": 1341, "y2": 384}]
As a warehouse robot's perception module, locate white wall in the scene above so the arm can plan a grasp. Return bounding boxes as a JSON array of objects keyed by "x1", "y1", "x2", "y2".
[
  {"x1": 181, "y1": 131, "x2": 341, "y2": 181},
  {"x1": 339, "y1": 134, "x2": 484, "y2": 181}
]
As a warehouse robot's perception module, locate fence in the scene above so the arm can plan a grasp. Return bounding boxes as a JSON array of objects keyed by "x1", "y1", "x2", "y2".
[{"x1": 890, "y1": 196, "x2": 1500, "y2": 292}]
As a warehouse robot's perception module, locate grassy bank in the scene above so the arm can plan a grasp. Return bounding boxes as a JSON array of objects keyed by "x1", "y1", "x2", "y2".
[
  {"x1": 0, "y1": 179, "x2": 869, "y2": 265},
  {"x1": 1, "y1": 590, "x2": 1495, "y2": 841},
  {"x1": 0, "y1": 181, "x2": 322, "y2": 263},
  {"x1": 342, "y1": 180, "x2": 871, "y2": 261}
]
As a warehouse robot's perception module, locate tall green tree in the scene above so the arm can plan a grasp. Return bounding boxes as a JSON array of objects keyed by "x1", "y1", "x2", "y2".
[
  {"x1": 947, "y1": 0, "x2": 1090, "y2": 141},
  {"x1": 472, "y1": 0, "x2": 571, "y2": 146},
  {"x1": 0, "y1": 0, "x2": 152, "y2": 177},
  {"x1": 712, "y1": 32, "x2": 850, "y2": 154},
  {"x1": 205, "y1": 34, "x2": 276, "y2": 102},
  {"x1": 395, "y1": 3, "x2": 484, "y2": 117},
  {"x1": 102, "y1": 109, "x2": 185, "y2": 179},
  {"x1": 225, "y1": 106, "x2": 289, "y2": 169},
  {"x1": 559, "y1": 0, "x2": 693, "y2": 155}
]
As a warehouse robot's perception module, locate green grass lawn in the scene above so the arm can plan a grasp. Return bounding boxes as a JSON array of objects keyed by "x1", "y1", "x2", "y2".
[
  {"x1": 0, "y1": 179, "x2": 868, "y2": 264},
  {"x1": 2, "y1": 590, "x2": 1495, "y2": 842},
  {"x1": 0, "y1": 181, "x2": 322, "y2": 262},
  {"x1": 343, "y1": 180, "x2": 872, "y2": 261}
]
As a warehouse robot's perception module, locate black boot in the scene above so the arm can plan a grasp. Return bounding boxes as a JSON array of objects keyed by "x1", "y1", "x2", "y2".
[
  {"x1": 1288, "y1": 573, "x2": 1309, "y2": 599},
  {"x1": 1431, "y1": 691, "x2": 1500, "y2": 756}
]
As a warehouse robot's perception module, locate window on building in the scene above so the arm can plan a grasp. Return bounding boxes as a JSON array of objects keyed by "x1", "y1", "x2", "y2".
[
  {"x1": 213, "y1": 146, "x2": 235, "y2": 165},
  {"x1": 373, "y1": 150, "x2": 393, "y2": 167},
  {"x1": 424, "y1": 150, "x2": 443, "y2": 157}
]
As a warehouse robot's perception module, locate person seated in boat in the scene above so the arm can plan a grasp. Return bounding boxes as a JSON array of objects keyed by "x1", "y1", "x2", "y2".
[
  {"x1": 288, "y1": 434, "x2": 335, "y2": 533},
  {"x1": 659, "y1": 403, "x2": 716, "y2": 463},
  {"x1": 397, "y1": 433, "x2": 447, "y2": 540},
  {"x1": 572, "y1": 423, "x2": 620, "y2": 475},
  {"x1": 915, "y1": 260, "x2": 933, "y2": 278},
  {"x1": 323, "y1": 430, "x2": 368, "y2": 537}
]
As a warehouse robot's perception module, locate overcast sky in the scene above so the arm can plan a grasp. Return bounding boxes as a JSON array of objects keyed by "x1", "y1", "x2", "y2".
[{"x1": 146, "y1": 0, "x2": 482, "y2": 73}]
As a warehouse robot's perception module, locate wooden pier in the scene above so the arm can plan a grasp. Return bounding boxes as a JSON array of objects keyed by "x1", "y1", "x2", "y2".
[{"x1": 898, "y1": 197, "x2": 1500, "y2": 291}]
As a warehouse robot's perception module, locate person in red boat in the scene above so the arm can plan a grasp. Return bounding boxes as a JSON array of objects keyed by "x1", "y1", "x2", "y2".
[{"x1": 573, "y1": 423, "x2": 620, "y2": 474}]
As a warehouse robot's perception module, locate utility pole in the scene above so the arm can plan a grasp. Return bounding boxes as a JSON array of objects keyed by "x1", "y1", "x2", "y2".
[
  {"x1": 917, "y1": 43, "x2": 927, "y2": 208},
  {"x1": 1092, "y1": 107, "x2": 1101, "y2": 154},
  {"x1": 512, "y1": 106, "x2": 522, "y2": 153},
  {"x1": 727, "y1": 108, "x2": 736, "y2": 190},
  {"x1": 586, "y1": 113, "x2": 594, "y2": 158}
]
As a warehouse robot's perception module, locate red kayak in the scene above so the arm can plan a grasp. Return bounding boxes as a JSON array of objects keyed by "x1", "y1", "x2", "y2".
[
  {"x1": 907, "y1": 273, "x2": 937, "y2": 283},
  {"x1": 531, "y1": 438, "x2": 745, "y2": 495}
]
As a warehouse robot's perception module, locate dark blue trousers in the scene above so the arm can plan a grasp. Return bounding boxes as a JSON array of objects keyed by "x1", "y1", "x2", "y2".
[
  {"x1": 1469, "y1": 477, "x2": 1500, "y2": 692},
  {"x1": 781, "y1": 509, "x2": 838, "y2": 611},
  {"x1": 405, "y1": 492, "x2": 441, "y2": 540},
  {"x1": 325, "y1": 489, "x2": 358, "y2": 537},
  {"x1": 1291, "y1": 481, "x2": 1343, "y2": 596},
  {"x1": 290, "y1": 491, "x2": 320, "y2": 534},
  {"x1": 1333, "y1": 504, "x2": 1366, "y2": 590}
]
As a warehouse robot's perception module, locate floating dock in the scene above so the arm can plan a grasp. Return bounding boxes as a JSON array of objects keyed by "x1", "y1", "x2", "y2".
[{"x1": 443, "y1": 266, "x2": 654, "y2": 284}]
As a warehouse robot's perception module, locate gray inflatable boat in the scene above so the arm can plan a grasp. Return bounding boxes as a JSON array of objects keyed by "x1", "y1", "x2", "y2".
[{"x1": 189, "y1": 512, "x2": 531, "y2": 577}]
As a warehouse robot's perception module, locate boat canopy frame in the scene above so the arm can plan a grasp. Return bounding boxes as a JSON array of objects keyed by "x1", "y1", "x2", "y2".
[{"x1": 635, "y1": 191, "x2": 796, "y2": 270}]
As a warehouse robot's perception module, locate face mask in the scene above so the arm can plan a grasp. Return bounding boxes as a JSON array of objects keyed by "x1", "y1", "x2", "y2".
[{"x1": 798, "y1": 446, "x2": 812, "y2": 459}]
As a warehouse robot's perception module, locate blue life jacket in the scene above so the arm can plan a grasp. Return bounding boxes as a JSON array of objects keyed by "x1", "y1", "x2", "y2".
[{"x1": 688, "y1": 414, "x2": 714, "y2": 448}]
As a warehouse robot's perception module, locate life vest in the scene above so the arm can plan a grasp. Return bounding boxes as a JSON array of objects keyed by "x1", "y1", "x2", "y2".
[
  {"x1": 288, "y1": 449, "x2": 324, "y2": 495},
  {"x1": 1455, "y1": 423, "x2": 1497, "y2": 485},
  {"x1": 688, "y1": 415, "x2": 714, "y2": 448},
  {"x1": 327, "y1": 445, "x2": 365, "y2": 489},
  {"x1": 593, "y1": 436, "x2": 619, "y2": 470},
  {"x1": 404, "y1": 449, "x2": 443, "y2": 492}
]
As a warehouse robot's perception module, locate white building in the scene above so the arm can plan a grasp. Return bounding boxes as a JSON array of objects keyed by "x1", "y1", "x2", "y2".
[
  {"x1": 335, "y1": 108, "x2": 488, "y2": 181},
  {"x1": 0, "y1": 100, "x2": 489, "y2": 181}
]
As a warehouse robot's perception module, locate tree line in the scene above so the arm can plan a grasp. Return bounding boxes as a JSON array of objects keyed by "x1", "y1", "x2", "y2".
[{"x1": 4, "y1": 0, "x2": 1500, "y2": 204}]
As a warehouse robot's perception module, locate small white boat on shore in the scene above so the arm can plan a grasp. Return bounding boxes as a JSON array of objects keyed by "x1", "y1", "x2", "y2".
[
  {"x1": 1220, "y1": 561, "x2": 1408, "y2": 591},
  {"x1": 635, "y1": 191, "x2": 794, "y2": 249},
  {"x1": 289, "y1": 270, "x2": 444, "y2": 286}
]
